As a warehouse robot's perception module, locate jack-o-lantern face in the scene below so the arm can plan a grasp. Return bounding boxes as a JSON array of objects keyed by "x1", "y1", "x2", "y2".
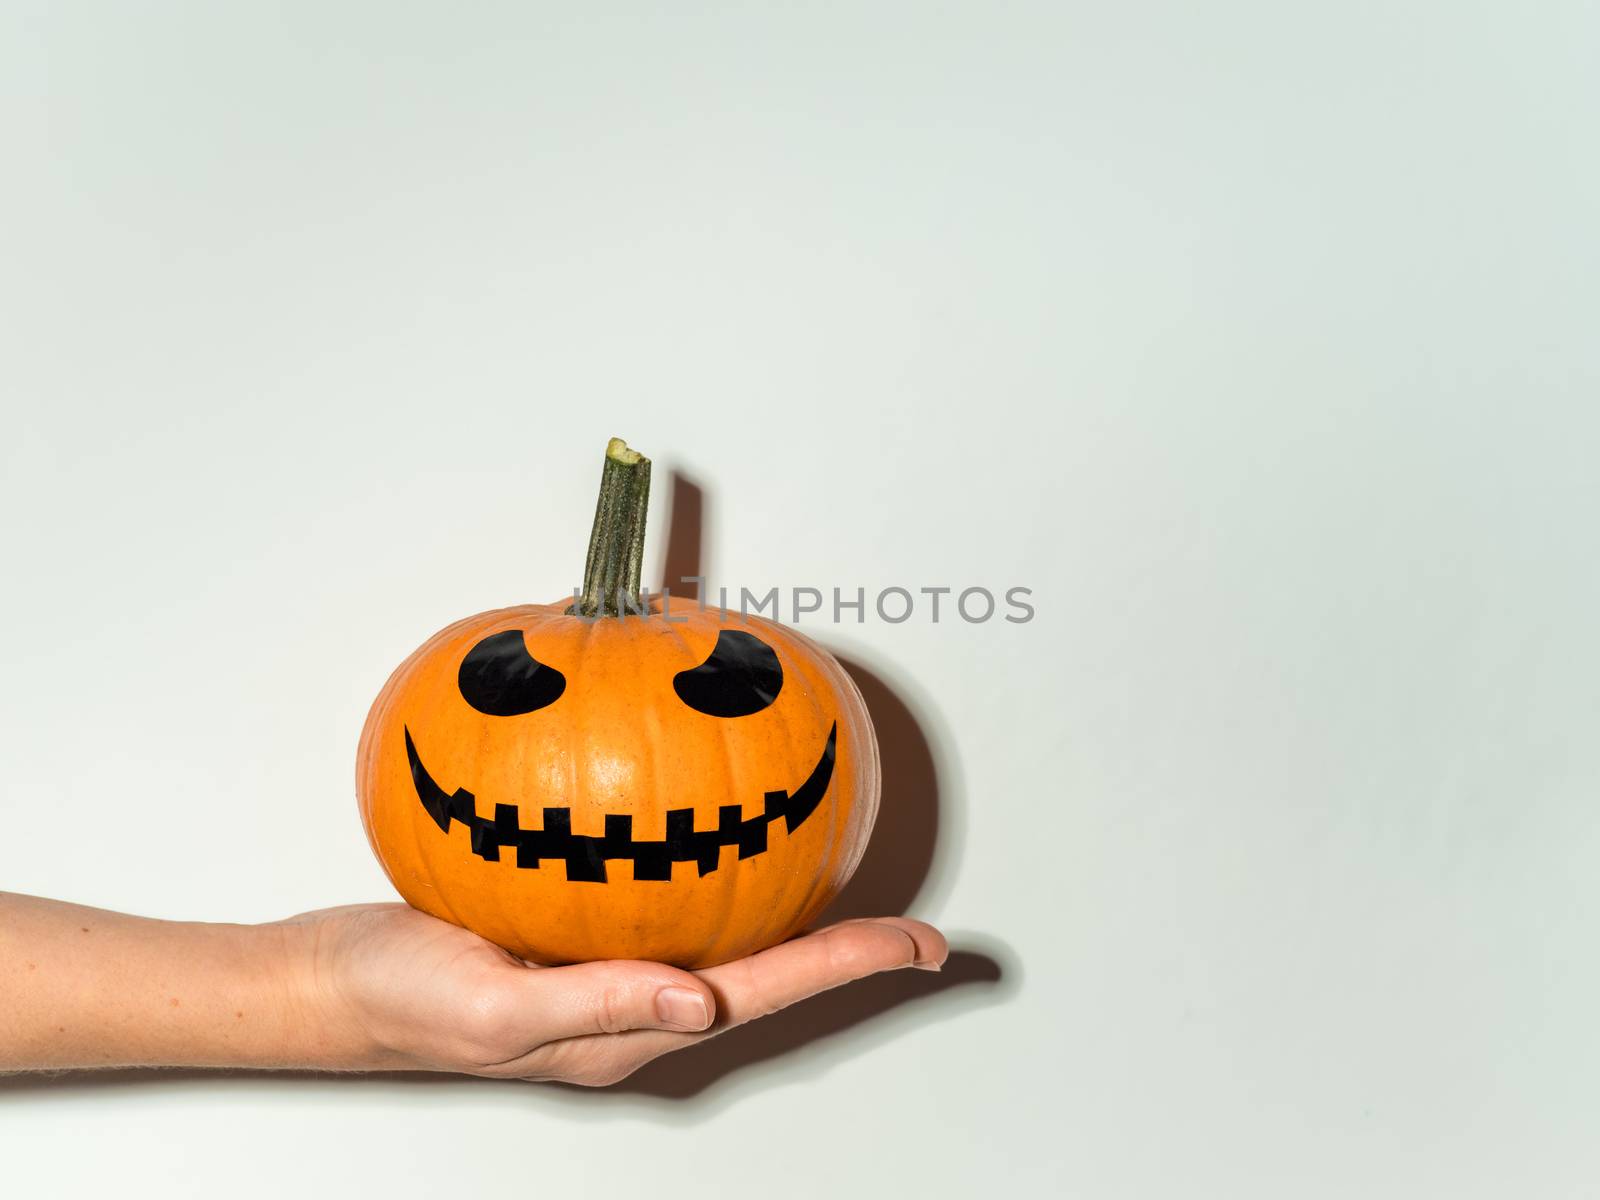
[
  {"x1": 358, "y1": 599, "x2": 877, "y2": 968},
  {"x1": 357, "y1": 440, "x2": 879, "y2": 968},
  {"x1": 402, "y1": 624, "x2": 837, "y2": 882}
]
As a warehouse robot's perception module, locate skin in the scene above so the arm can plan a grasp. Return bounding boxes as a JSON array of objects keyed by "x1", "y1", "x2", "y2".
[{"x1": 0, "y1": 893, "x2": 946, "y2": 1085}]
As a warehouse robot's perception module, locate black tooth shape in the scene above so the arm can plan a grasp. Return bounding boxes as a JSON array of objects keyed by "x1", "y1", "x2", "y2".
[{"x1": 401, "y1": 721, "x2": 838, "y2": 883}]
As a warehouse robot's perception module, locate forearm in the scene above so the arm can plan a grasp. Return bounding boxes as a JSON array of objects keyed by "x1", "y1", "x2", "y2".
[
  {"x1": 1, "y1": 892, "x2": 949, "y2": 1083},
  {"x1": 0, "y1": 892, "x2": 346, "y2": 1071}
]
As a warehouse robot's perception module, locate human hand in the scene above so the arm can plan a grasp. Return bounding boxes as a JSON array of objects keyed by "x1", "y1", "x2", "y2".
[{"x1": 285, "y1": 903, "x2": 947, "y2": 1086}]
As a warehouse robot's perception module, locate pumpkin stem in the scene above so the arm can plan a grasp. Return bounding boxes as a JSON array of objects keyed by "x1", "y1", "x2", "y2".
[{"x1": 568, "y1": 437, "x2": 652, "y2": 618}]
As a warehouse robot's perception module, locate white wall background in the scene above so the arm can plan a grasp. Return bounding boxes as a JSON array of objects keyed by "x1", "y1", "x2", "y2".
[{"x1": 3, "y1": 2, "x2": 1598, "y2": 1196}]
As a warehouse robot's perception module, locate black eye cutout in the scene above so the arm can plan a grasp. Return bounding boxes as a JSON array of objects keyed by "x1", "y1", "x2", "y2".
[
  {"x1": 673, "y1": 629, "x2": 784, "y2": 718},
  {"x1": 458, "y1": 630, "x2": 566, "y2": 716}
]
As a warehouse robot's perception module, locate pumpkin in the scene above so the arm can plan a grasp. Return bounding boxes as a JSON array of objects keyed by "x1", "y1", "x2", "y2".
[{"x1": 356, "y1": 439, "x2": 879, "y2": 968}]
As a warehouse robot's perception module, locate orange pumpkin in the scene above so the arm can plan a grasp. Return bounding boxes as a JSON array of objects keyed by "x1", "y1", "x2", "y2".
[{"x1": 356, "y1": 439, "x2": 878, "y2": 967}]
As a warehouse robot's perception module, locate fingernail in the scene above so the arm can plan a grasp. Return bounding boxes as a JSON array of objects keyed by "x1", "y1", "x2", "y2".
[
  {"x1": 912, "y1": 959, "x2": 942, "y2": 972},
  {"x1": 656, "y1": 987, "x2": 712, "y2": 1031}
]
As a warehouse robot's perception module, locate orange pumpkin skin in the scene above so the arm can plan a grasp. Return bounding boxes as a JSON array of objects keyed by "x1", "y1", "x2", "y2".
[{"x1": 356, "y1": 596, "x2": 878, "y2": 968}]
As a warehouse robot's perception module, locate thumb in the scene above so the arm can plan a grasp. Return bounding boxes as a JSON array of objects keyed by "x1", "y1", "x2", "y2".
[{"x1": 519, "y1": 960, "x2": 717, "y2": 1039}]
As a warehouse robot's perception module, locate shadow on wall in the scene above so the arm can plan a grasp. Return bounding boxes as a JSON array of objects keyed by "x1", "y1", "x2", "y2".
[
  {"x1": 658, "y1": 469, "x2": 706, "y2": 604},
  {"x1": 611, "y1": 468, "x2": 1010, "y2": 1101},
  {"x1": 659, "y1": 473, "x2": 949, "y2": 918},
  {"x1": 817, "y1": 654, "x2": 941, "y2": 923}
]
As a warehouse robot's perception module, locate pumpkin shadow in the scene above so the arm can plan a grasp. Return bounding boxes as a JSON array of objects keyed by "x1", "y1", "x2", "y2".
[
  {"x1": 657, "y1": 465, "x2": 947, "y2": 922},
  {"x1": 612, "y1": 649, "x2": 978, "y2": 1099},
  {"x1": 611, "y1": 465, "x2": 991, "y2": 1098},
  {"x1": 816, "y1": 654, "x2": 941, "y2": 921},
  {"x1": 657, "y1": 470, "x2": 706, "y2": 603}
]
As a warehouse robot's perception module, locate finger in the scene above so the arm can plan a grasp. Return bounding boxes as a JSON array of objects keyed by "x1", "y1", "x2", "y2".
[
  {"x1": 697, "y1": 917, "x2": 947, "y2": 1030},
  {"x1": 815, "y1": 916, "x2": 949, "y2": 971},
  {"x1": 538, "y1": 917, "x2": 947, "y2": 1079},
  {"x1": 506, "y1": 960, "x2": 718, "y2": 1042}
]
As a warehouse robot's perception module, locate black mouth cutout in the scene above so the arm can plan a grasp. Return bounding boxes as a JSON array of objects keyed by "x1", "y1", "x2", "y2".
[{"x1": 403, "y1": 722, "x2": 837, "y2": 883}]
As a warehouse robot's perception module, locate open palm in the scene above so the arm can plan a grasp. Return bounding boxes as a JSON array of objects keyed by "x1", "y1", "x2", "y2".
[{"x1": 292, "y1": 903, "x2": 946, "y2": 1086}]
